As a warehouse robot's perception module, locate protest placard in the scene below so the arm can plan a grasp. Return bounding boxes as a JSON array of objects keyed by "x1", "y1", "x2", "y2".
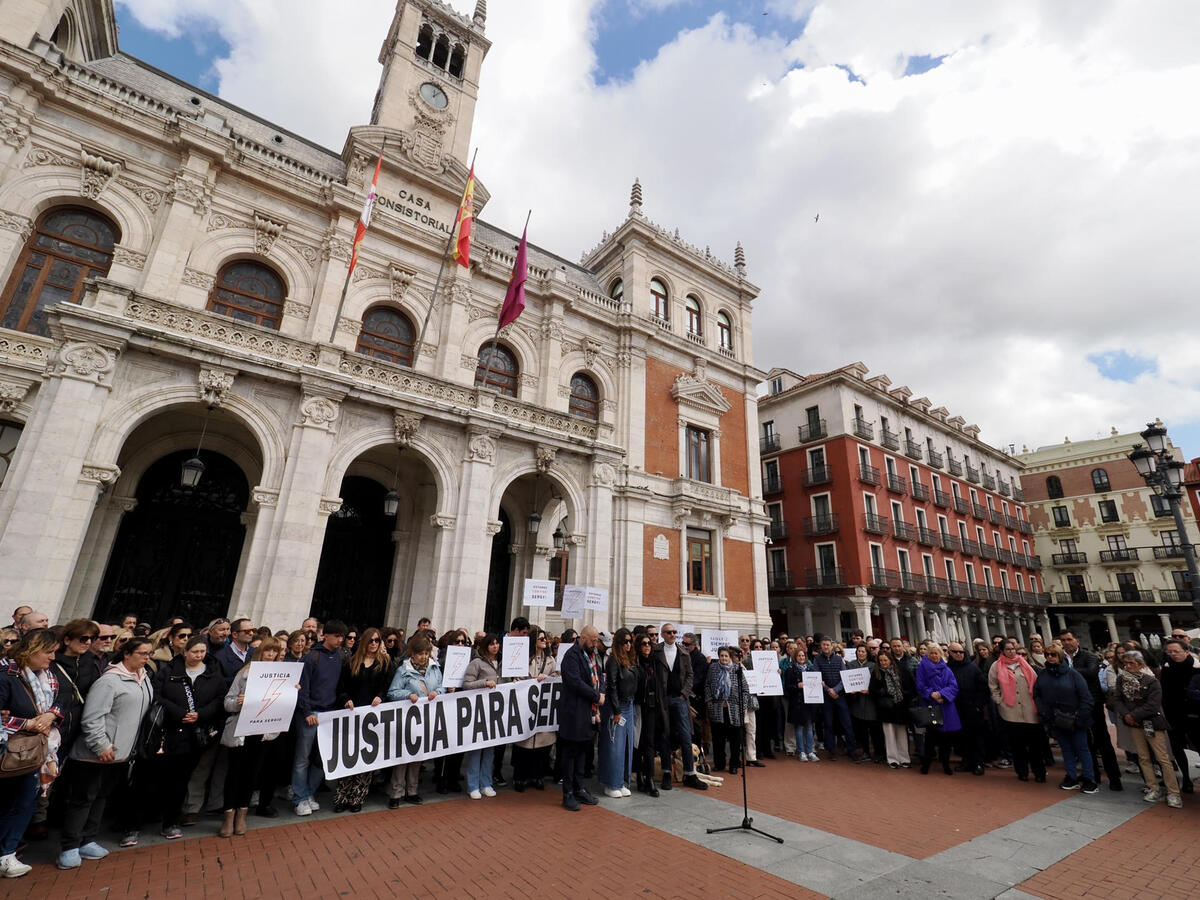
[
  {"x1": 743, "y1": 666, "x2": 762, "y2": 693},
  {"x1": 751, "y1": 650, "x2": 783, "y2": 695},
  {"x1": 802, "y1": 670, "x2": 825, "y2": 704},
  {"x1": 502, "y1": 635, "x2": 530, "y2": 678},
  {"x1": 235, "y1": 661, "x2": 303, "y2": 737},
  {"x1": 701, "y1": 629, "x2": 740, "y2": 659},
  {"x1": 584, "y1": 587, "x2": 608, "y2": 611},
  {"x1": 441, "y1": 645, "x2": 471, "y2": 689},
  {"x1": 840, "y1": 667, "x2": 870, "y2": 693},
  {"x1": 522, "y1": 578, "x2": 555, "y2": 607},
  {"x1": 561, "y1": 585, "x2": 587, "y2": 619},
  {"x1": 843, "y1": 648, "x2": 857, "y2": 663}
]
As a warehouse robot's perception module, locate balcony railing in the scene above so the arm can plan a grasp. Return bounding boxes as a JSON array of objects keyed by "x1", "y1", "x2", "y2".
[
  {"x1": 1004, "y1": 515, "x2": 1021, "y2": 530},
  {"x1": 760, "y1": 434, "x2": 781, "y2": 454},
  {"x1": 933, "y1": 489, "x2": 950, "y2": 508},
  {"x1": 797, "y1": 420, "x2": 827, "y2": 443},
  {"x1": 763, "y1": 475, "x2": 783, "y2": 494},
  {"x1": 948, "y1": 458, "x2": 964, "y2": 476},
  {"x1": 768, "y1": 520, "x2": 789, "y2": 541},
  {"x1": 1019, "y1": 521, "x2": 1033, "y2": 534},
  {"x1": 989, "y1": 509, "x2": 1003, "y2": 525},
  {"x1": 972, "y1": 502, "x2": 988, "y2": 519},
  {"x1": 805, "y1": 567, "x2": 846, "y2": 588},
  {"x1": 998, "y1": 479, "x2": 1011, "y2": 496},
  {"x1": 802, "y1": 466, "x2": 833, "y2": 487},
  {"x1": 954, "y1": 497, "x2": 970, "y2": 515},
  {"x1": 917, "y1": 526, "x2": 939, "y2": 546},
  {"x1": 926, "y1": 576, "x2": 949, "y2": 595},
  {"x1": 1099, "y1": 548, "x2": 1140, "y2": 563},
  {"x1": 768, "y1": 569, "x2": 794, "y2": 590},
  {"x1": 863, "y1": 513, "x2": 890, "y2": 534},
  {"x1": 893, "y1": 520, "x2": 915, "y2": 541},
  {"x1": 1013, "y1": 486, "x2": 1024, "y2": 501},
  {"x1": 940, "y1": 533, "x2": 960, "y2": 552},
  {"x1": 1055, "y1": 590, "x2": 1101, "y2": 604},
  {"x1": 966, "y1": 465, "x2": 981, "y2": 484},
  {"x1": 979, "y1": 544, "x2": 997, "y2": 560},
  {"x1": 904, "y1": 439, "x2": 923, "y2": 460},
  {"x1": 1051, "y1": 552, "x2": 1088, "y2": 565},
  {"x1": 970, "y1": 583, "x2": 990, "y2": 601},
  {"x1": 853, "y1": 417, "x2": 874, "y2": 440},
  {"x1": 1154, "y1": 546, "x2": 1186, "y2": 559},
  {"x1": 1105, "y1": 589, "x2": 1144, "y2": 603},
  {"x1": 900, "y1": 572, "x2": 926, "y2": 592},
  {"x1": 911, "y1": 481, "x2": 930, "y2": 501},
  {"x1": 859, "y1": 464, "x2": 881, "y2": 486},
  {"x1": 948, "y1": 579, "x2": 970, "y2": 598},
  {"x1": 881, "y1": 428, "x2": 900, "y2": 451},
  {"x1": 1028, "y1": 554, "x2": 1042, "y2": 569},
  {"x1": 982, "y1": 473, "x2": 996, "y2": 490},
  {"x1": 961, "y1": 539, "x2": 980, "y2": 556},
  {"x1": 997, "y1": 548, "x2": 1014, "y2": 564},
  {"x1": 871, "y1": 567, "x2": 900, "y2": 589},
  {"x1": 802, "y1": 514, "x2": 839, "y2": 536},
  {"x1": 927, "y1": 448, "x2": 944, "y2": 469},
  {"x1": 1159, "y1": 589, "x2": 1196, "y2": 603},
  {"x1": 887, "y1": 473, "x2": 908, "y2": 494}
]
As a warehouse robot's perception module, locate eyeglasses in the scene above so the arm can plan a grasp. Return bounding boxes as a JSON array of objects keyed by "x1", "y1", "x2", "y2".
[
  {"x1": 72, "y1": 635, "x2": 96, "y2": 643},
  {"x1": 622, "y1": 638, "x2": 632, "y2": 645},
  {"x1": 367, "y1": 638, "x2": 381, "y2": 644},
  {"x1": 537, "y1": 636, "x2": 547, "y2": 642},
  {"x1": 2, "y1": 638, "x2": 17, "y2": 646},
  {"x1": 175, "y1": 633, "x2": 192, "y2": 640},
  {"x1": 96, "y1": 635, "x2": 115, "y2": 641},
  {"x1": 455, "y1": 639, "x2": 468, "y2": 645},
  {"x1": 662, "y1": 630, "x2": 676, "y2": 636}
]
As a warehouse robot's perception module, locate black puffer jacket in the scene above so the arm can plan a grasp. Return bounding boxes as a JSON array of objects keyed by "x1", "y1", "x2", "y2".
[
  {"x1": 51, "y1": 649, "x2": 103, "y2": 746},
  {"x1": 157, "y1": 656, "x2": 226, "y2": 755},
  {"x1": 947, "y1": 656, "x2": 989, "y2": 726}
]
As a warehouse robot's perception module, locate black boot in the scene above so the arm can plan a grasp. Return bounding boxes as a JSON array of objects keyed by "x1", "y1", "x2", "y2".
[{"x1": 646, "y1": 777, "x2": 660, "y2": 798}]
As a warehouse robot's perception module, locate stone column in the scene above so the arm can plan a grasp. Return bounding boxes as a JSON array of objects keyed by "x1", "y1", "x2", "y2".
[
  {"x1": 1040, "y1": 613, "x2": 1054, "y2": 641},
  {"x1": 1055, "y1": 613, "x2": 1068, "y2": 632},
  {"x1": 852, "y1": 588, "x2": 873, "y2": 636},
  {"x1": 1012, "y1": 614, "x2": 1025, "y2": 646},
  {"x1": 936, "y1": 605, "x2": 951, "y2": 641},
  {"x1": 913, "y1": 601, "x2": 927, "y2": 640},
  {"x1": 1158, "y1": 613, "x2": 1173, "y2": 636},
  {"x1": 976, "y1": 609, "x2": 991, "y2": 643},
  {"x1": 887, "y1": 600, "x2": 902, "y2": 641},
  {"x1": 231, "y1": 488, "x2": 278, "y2": 615},
  {"x1": 1106, "y1": 614, "x2": 1121, "y2": 643},
  {"x1": 439, "y1": 427, "x2": 499, "y2": 630},
  {"x1": 582, "y1": 460, "x2": 617, "y2": 632},
  {"x1": 0, "y1": 335, "x2": 126, "y2": 618},
  {"x1": 801, "y1": 602, "x2": 814, "y2": 638},
  {"x1": 959, "y1": 606, "x2": 973, "y2": 642},
  {"x1": 61, "y1": 494, "x2": 137, "y2": 619}
]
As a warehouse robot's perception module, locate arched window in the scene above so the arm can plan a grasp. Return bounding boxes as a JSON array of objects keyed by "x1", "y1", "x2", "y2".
[
  {"x1": 432, "y1": 35, "x2": 450, "y2": 69},
  {"x1": 685, "y1": 295, "x2": 702, "y2": 336},
  {"x1": 475, "y1": 343, "x2": 518, "y2": 397},
  {"x1": 448, "y1": 44, "x2": 465, "y2": 78},
  {"x1": 207, "y1": 260, "x2": 285, "y2": 330},
  {"x1": 650, "y1": 277, "x2": 669, "y2": 321},
  {"x1": 1091, "y1": 468, "x2": 1110, "y2": 492},
  {"x1": 1046, "y1": 475, "x2": 1064, "y2": 499},
  {"x1": 357, "y1": 306, "x2": 415, "y2": 366},
  {"x1": 609, "y1": 278, "x2": 623, "y2": 303},
  {"x1": 0, "y1": 206, "x2": 118, "y2": 335},
  {"x1": 717, "y1": 311, "x2": 733, "y2": 350},
  {"x1": 415, "y1": 25, "x2": 434, "y2": 60},
  {"x1": 568, "y1": 373, "x2": 600, "y2": 421}
]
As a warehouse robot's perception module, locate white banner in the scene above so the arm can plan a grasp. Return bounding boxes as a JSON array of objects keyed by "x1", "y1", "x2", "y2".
[
  {"x1": 751, "y1": 651, "x2": 783, "y2": 696},
  {"x1": 843, "y1": 648, "x2": 857, "y2": 663},
  {"x1": 501, "y1": 635, "x2": 530, "y2": 678},
  {"x1": 803, "y1": 671, "x2": 825, "y2": 704},
  {"x1": 743, "y1": 666, "x2": 762, "y2": 694},
  {"x1": 584, "y1": 587, "x2": 608, "y2": 611},
  {"x1": 235, "y1": 661, "x2": 303, "y2": 737},
  {"x1": 523, "y1": 578, "x2": 555, "y2": 607},
  {"x1": 702, "y1": 629, "x2": 740, "y2": 659},
  {"x1": 441, "y1": 645, "x2": 471, "y2": 689},
  {"x1": 317, "y1": 679, "x2": 562, "y2": 779},
  {"x1": 840, "y1": 668, "x2": 871, "y2": 693},
  {"x1": 562, "y1": 585, "x2": 586, "y2": 619}
]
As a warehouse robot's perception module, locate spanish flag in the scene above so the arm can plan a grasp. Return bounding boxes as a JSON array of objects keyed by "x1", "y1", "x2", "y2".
[
  {"x1": 452, "y1": 165, "x2": 475, "y2": 268},
  {"x1": 348, "y1": 152, "x2": 382, "y2": 278}
]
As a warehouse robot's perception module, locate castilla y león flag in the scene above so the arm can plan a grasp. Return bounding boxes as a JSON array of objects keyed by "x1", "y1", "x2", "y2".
[
  {"x1": 452, "y1": 165, "x2": 476, "y2": 268},
  {"x1": 498, "y1": 227, "x2": 527, "y2": 329},
  {"x1": 348, "y1": 152, "x2": 382, "y2": 278}
]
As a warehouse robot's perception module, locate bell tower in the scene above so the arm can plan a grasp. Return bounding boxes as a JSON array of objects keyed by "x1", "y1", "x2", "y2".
[{"x1": 370, "y1": 0, "x2": 490, "y2": 171}]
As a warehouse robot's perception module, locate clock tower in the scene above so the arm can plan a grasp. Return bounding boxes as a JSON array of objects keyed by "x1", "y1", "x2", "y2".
[{"x1": 370, "y1": 0, "x2": 490, "y2": 171}]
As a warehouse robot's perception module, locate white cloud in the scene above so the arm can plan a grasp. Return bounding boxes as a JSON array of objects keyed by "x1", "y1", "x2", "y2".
[{"x1": 115, "y1": 0, "x2": 1200, "y2": 455}]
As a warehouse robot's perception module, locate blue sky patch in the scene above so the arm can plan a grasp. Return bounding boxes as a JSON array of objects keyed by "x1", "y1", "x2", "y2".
[
  {"x1": 836, "y1": 63, "x2": 865, "y2": 84},
  {"x1": 903, "y1": 53, "x2": 946, "y2": 76},
  {"x1": 1087, "y1": 350, "x2": 1157, "y2": 383},
  {"x1": 113, "y1": 7, "x2": 228, "y2": 90}
]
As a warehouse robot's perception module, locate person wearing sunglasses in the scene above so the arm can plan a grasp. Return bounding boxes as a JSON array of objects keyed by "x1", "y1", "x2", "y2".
[
  {"x1": 650, "y1": 624, "x2": 706, "y2": 791},
  {"x1": 332, "y1": 627, "x2": 391, "y2": 812},
  {"x1": 214, "y1": 619, "x2": 257, "y2": 686},
  {"x1": 599, "y1": 628, "x2": 638, "y2": 798},
  {"x1": 150, "y1": 622, "x2": 194, "y2": 672},
  {"x1": 0, "y1": 628, "x2": 19, "y2": 660},
  {"x1": 50, "y1": 620, "x2": 103, "y2": 758}
]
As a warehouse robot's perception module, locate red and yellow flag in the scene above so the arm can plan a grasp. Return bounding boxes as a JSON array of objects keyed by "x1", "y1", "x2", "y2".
[
  {"x1": 452, "y1": 165, "x2": 475, "y2": 268},
  {"x1": 348, "y1": 152, "x2": 383, "y2": 278}
]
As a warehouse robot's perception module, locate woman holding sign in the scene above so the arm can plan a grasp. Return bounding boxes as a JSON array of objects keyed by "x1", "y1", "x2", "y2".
[
  {"x1": 599, "y1": 628, "x2": 638, "y2": 798},
  {"x1": 462, "y1": 634, "x2": 505, "y2": 799},
  {"x1": 513, "y1": 629, "x2": 559, "y2": 792},
  {"x1": 331, "y1": 628, "x2": 392, "y2": 813},
  {"x1": 386, "y1": 635, "x2": 443, "y2": 806},
  {"x1": 705, "y1": 647, "x2": 751, "y2": 774},
  {"x1": 219, "y1": 637, "x2": 286, "y2": 835},
  {"x1": 783, "y1": 647, "x2": 818, "y2": 761}
]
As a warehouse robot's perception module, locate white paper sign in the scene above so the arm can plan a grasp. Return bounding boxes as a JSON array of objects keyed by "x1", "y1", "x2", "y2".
[
  {"x1": 584, "y1": 587, "x2": 609, "y2": 611},
  {"x1": 743, "y1": 666, "x2": 762, "y2": 693},
  {"x1": 556, "y1": 641, "x2": 572, "y2": 668},
  {"x1": 840, "y1": 668, "x2": 871, "y2": 693},
  {"x1": 843, "y1": 648, "x2": 857, "y2": 663},
  {"x1": 440, "y1": 645, "x2": 471, "y2": 689},
  {"x1": 702, "y1": 629, "x2": 740, "y2": 659},
  {"x1": 802, "y1": 671, "x2": 825, "y2": 704},
  {"x1": 502, "y1": 635, "x2": 530, "y2": 678},
  {"x1": 523, "y1": 578, "x2": 555, "y2": 608},
  {"x1": 235, "y1": 661, "x2": 303, "y2": 736},
  {"x1": 562, "y1": 585, "x2": 587, "y2": 619},
  {"x1": 751, "y1": 651, "x2": 783, "y2": 696}
]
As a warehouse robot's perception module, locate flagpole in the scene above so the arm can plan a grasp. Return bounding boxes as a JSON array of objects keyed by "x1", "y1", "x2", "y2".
[
  {"x1": 413, "y1": 147, "x2": 478, "y2": 365},
  {"x1": 328, "y1": 140, "x2": 387, "y2": 344},
  {"x1": 482, "y1": 209, "x2": 531, "y2": 385}
]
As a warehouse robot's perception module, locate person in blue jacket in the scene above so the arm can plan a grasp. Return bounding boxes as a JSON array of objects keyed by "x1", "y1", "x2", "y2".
[{"x1": 1033, "y1": 645, "x2": 1096, "y2": 793}]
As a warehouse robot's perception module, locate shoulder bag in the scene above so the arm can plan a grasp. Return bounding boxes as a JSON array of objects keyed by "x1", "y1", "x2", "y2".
[
  {"x1": 909, "y1": 703, "x2": 944, "y2": 729},
  {"x1": 0, "y1": 676, "x2": 50, "y2": 778}
]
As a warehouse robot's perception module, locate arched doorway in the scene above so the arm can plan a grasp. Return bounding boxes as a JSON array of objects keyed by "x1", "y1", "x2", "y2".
[
  {"x1": 310, "y1": 476, "x2": 395, "y2": 628},
  {"x1": 483, "y1": 508, "x2": 512, "y2": 635},
  {"x1": 94, "y1": 449, "x2": 249, "y2": 626}
]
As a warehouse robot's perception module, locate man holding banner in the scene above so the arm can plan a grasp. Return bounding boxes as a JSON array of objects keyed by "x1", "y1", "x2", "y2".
[{"x1": 559, "y1": 626, "x2": 603, "y2": 811}]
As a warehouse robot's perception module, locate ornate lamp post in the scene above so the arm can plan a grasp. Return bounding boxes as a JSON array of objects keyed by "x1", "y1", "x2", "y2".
[{"x1": 1128, "y1": 422, "x2": 1200, "y2": 625}]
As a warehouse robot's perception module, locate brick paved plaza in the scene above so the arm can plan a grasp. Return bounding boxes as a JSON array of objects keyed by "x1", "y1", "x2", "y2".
[{"x1": 11, "y1": 753, "x2": 1198, "y2": 899}]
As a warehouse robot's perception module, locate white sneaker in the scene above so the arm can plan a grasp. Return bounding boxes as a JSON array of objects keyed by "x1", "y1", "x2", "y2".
[
  {"x1": 1143, "y1": 788, "x2": 1165, "y2": 803},
  {"x1": 619, "y1": 787, "x2": 632, "y2": 797},
  {"x1": 481, "y1": 786, "x2": 497, "y2": 797},
  {"x1": 797, "y1": 753, "x2": 808, "y2": 762},
  {"x1": 1167, "y1": 794, "x2": 1183, "y2": 809},
  {"x1": 295, "y1": 800, "x2": 312, "y2": 816},
  {"x1": 469, "y1": 790, "x2": 483, "y2": 800},
  {"x1": 807, "y1": 752, "x2": 820, "y2": 762},
  {"x1": 307, "y1": 798, "x2": 320, "y2": 811},
  {"x1": 604, "y1": 788, "x2": 623, "y2": 798},
  {"x1": 0, "y1": 854, "x2": 32, "y2": 878}
]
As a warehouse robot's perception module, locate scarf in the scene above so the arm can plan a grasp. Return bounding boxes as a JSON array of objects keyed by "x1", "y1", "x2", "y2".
[
  {"x1": 406, "y1": 658, "x2": 428, "y2": 695},
  {"x1": 714, "y1": 662, "x2": 732, "y2": 701},
  {"x1": 1117, "y1": 667, "x2": 1148, "y2": 704},
  {"x1": 993, "y1": 654, "x2": 1036, "y2": 707},
  {"x1": 881, "y1": 663, "x2": 904, "y2": 703},
  {"x1": 586, "y1": 649, "x2": 602, "y2": 724},
  {"x1": 23, "y1": 667, "x2": 61, "y2": 790}
]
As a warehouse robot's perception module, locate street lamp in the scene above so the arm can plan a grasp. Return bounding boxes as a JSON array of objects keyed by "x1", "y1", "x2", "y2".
[
  {"x1": 181, "y1": 411, "x2": 210, "y2": 488},
  {"x1": 1129, "y1": 421, "x2": 1200, "y2": 625},
  {"x1": 553, "y1": 526, "x2": 566, "y2": 551},
  {"x1": 527, "y1": 474, "x2": 542, "y2": 535}
]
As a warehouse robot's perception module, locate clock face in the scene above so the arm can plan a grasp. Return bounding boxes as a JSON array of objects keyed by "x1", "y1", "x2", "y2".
[{"x1": 419, "y1": 82, "x2": 449, "y2": 110}]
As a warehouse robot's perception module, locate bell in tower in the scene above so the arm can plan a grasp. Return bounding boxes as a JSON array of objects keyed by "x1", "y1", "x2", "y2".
[{"x1": 370, "y1": 0, "x2": 490, "y2": 171}]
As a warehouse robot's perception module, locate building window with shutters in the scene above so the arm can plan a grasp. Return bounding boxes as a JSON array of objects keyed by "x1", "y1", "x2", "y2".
[
  {"x1": 568, "y1": 373, "x2": 599, "y2": 420},
  {"x1": 687, "y1": 528, "x2": 713, "y2": 594},
  {"x1": 474, "y1": 343, "x2": 519, "y2": 397},
  {"x1": 686, "y1": 425, "x2": 711, "y2": 483},
  {"x1": 356, "y1": 306, "x2": 415, "y2": 366}
]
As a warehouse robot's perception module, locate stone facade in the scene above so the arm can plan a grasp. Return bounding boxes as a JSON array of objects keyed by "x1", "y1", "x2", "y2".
[{"x1": 0, "y1": 0, "x2": 769, "y2": 634}]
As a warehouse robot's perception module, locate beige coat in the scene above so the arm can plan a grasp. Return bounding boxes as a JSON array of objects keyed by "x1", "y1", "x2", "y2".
[
  {"x1": 517, "y1": 653, "x2": 560, "y2": 750},
  {"x1": 988, "y1": 659, "x2": 1039, "y2": 724}
]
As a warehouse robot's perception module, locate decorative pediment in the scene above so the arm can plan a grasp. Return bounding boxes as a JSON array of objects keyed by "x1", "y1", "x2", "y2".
[{"x1": 670, "y1": 358, "x2": 730, "y2": 416}]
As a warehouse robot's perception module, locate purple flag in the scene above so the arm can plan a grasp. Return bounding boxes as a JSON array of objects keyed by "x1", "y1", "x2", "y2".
[{"x1": 498, "y1": 227, "x2": 527, "y2": 329}]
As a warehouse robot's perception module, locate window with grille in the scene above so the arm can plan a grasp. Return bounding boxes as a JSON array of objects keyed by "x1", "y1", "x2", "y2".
[{"x1": 207, "y1": 260, "x2": 285, "y2": 329}]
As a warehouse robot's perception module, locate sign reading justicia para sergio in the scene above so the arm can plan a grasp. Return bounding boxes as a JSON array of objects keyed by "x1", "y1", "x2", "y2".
[{"x1": 316, "y1": 679, "x2": 562, "y2": 779}]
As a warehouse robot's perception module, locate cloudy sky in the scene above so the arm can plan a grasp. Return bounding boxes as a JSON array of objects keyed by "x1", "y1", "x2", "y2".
[{"x1": 113, "y1": 0, "x2": 1200, "y2": 458}]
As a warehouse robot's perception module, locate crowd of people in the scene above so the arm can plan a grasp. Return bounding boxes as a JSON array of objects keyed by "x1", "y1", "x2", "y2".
[{"x1": 0, "y1": 601, "x2": 1197, "y2": 879}]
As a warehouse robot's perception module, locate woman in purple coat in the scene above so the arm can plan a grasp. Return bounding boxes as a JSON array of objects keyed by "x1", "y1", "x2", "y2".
[{"x1": 915, "y1": 644, "x2": 961, "y2": 775}]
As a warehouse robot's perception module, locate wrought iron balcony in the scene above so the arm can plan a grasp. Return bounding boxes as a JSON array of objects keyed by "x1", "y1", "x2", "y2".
[
  {"x1": 1154, "y1": 546, "x2": 1186, "y2": 559},
  {"x1": 1099, "y1": 548, "x2": 1139, "y2": 563},
  {"x1": 802, "y1": 514, "x2": 839, "y2": 536},
  {"x1": 763, "y1": 475, "x2": 783, "y2": 495},
  {"x1": 859, "y1": 463, "x2": 881, "y2": 485},
  {"x1": 972, "y1": 502, "x2": 988, "y2": 519},
  {"x1": 1028, "y1": 554, "x2": 1042, "y2": 569},
  {"x1": 863, "y1": 513, "x2": 890, "y2": 534},
  {"x1": 1013, "y1": 486, "x2": 1024, "y2": 501},
  {"x1": 948, "y1": 579, "x2": 970, "y2": 598},
  {"x1": 1054, "y1": 590, "x2": 1101, "y2": 604},
  {"x1": 1105, "y1": 589, "x2": 1144, "y2": 603},
  {"x1": 853, "y1": 417, "x2": 874, "y2": 440},
  {"x1": 998, "y1": 479, "x2": 1011, "y2": 496},
  {"x1": 997, "y1": 548, "x2": 1014, "y2": 564},
  {"x1": 881, "y1": 428, "x2": 900, "y2": 451},
  {"x1": 802, "y1": 465, "x2": 833, "y2": 487},
  {"x1": 1019, "y1": 521, "x2": 1033, "y2": 534},
  {"x1": 887, "y1": 473, "x2": 908, "y2": 494},
  {"x1": 970, "y1": 583, "x2": 990, "y2": 601},
  {"x1": 1158, "y1": 589, "x2": 1196, "y2": 603},
  {"x1": 954, "y1": 497, "x2": 970, "y2": 514},
  {"x1": 917, "y1": 526, "x2": 939, "y2": 546},
  {"x1": 989, "y1": 509, "x2": 1003, "y2": 525},
  {"x1": 925, "y1": 576, "x2": 949, "y2": 595},
  {"x1": 933, "y1": 489, "x2": 950, "y2": 508},
  {"x1": 904, "y1": 439, "x2": 923, "y2": 460},
  {"x1": 760, "y1": 433, "x2": 781, "y2": 454},
  {"x1": 979, "y1": 544, "x2": 997, "y2": 560},
  {"x1": 768, "y1": 568, "x2": 794, "y2": 590},
  {"x1": 982, "y1": 473, "x2": 996, "y2": 490},
  {"x1": 768, "y1": 520, "x2": 789, "y2": 541},
  {"x1": 1004, "y1": 515, "x2": 1021, "y2": 530},
  {"x1": 927, "y1": 448, "x2": 944, "y2": 469},
  {"x1": 893, "y1": 520, "x2": 915, "y2": 541},
  {"x1": 900, "y1": 572, "x2": 926, "y2": 592},
  {"x1": 805, "y1": 567, "x2": 846, "y2": 588},
  {"x1": 947, "y1": 458, "x2": 964, "y2": 476},
  {"x1": 966, "y1": 465, "x2": 981, "y2": 484},
  {"x1": 911, "y1": 481, "x2": 930, "y2": 501},
  {"x1": 961, "y1": 539, "x2": 980, "y2": 556},
  {"x1": 1051, "y1": 552, "x2": 1088, "y2": 565},
  {"x1": 797, "y1": 420, "x2": 827, "y2": 443},
  {"x1": 871, "y1": 567, "x2": 901, "y2": 589},
  {"x1": 940, "y1": 533, "x2": 960, "y2": 552}
]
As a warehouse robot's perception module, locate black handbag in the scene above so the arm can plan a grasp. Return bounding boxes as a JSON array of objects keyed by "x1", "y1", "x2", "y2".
[
  {"x1": 136, "y1": 701, "x2": 165, "y2": 759},
  {"x1": 1052, "y1": 709, "x2": 1077, "y2": 732},
  {"x1": 910, "y1": 704, "x2": 944, "y2": 728}
]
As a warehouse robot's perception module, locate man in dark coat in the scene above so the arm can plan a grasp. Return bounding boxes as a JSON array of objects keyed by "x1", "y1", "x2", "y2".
[
  {"x1": 558, "y1": 626, "x2": 602, "y2": 811},
  {"x1": 947, "y1": 642, "x2": 988, "y2": 775},
  {"x1": 650, "y1": 624, "x2": 706, "y2": 790},
  {"x1": 1061, "y1": 631, "x2": 1122, "y2": 791}
]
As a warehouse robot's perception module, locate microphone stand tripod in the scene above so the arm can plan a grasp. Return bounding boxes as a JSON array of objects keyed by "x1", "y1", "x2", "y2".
[{"x1": 706, "y1": 684, "x2": 783, "y2": 844}]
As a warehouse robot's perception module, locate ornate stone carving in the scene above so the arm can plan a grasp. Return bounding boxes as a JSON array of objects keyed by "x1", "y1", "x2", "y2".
[
  {"x1": 111, "y1": 247, "x2": 146, "y2": 270},
  {"x1": 490, "y1": 397, "x2": 599, "y2": 441},
  {"x1": 300, "y1": 393, "x2": 340, "y2": 428},
  {"x1": 251, "y1": 487, "x2": 280, "y2": 507},
  {"x1": 390, "y1": 265, "x2": 415, "y2": 300},
  {"x1": 318, "y1": 498, "x2": 343, "y2": 516},
  {"x1": 336, "y1": 317, "x2": 362, "y2": 336},
  {"x1": 402, "y1": 86, "x2": 453, "y2": 172},
  {"x1": 466, "y1": 305, "x2": 490, "y2": 322},
  {"x1": 393, "y1": 411, "x2": 422, "y2": 446},
  {"x1": 283, "y1": 301, "x2": 311, "y2": 320},
  {"x1": 172, "y1": 171, "x2": 211, "y2": 216},
  {"x1": 79, "y1": 462, "x2": 121, "y2": 487},
  {"x1": 582, "y1": 338, "x2": 601, "y2": 368},
  {"x1": 430, "y1": 513, "x2": 457, "y2": 530},
  {"x1": 591, "y1": 462, "x2": 616, "y2": 487},
  {"x1": 113, "y1": 496, "x2": 138, "y2": 513},
  {"x1": 198, "y1": 366, "x2": 235, "y2": 408},
  {"x1": 23, "y1": 146, "x2": 76, "y2": 168},
  {"x1": 253, "y1": 213, "x2": 286, "y2": 255},
  {"x1": 79, "y1": 149, "x2": 122, "y2": 200},
  {"x1": 484, "y1": 519, "x2": 503, "y2": 536},
  {"x1": 535, "y1": 445, "x2": 557, "y2": 474},
  {"x1": 0, "y1": 211, "x2": 33, "y2": 240},
  {"x1": 206, "y1": 212, "x2": 237, "y2": 232},
  {"x1": 282, "y1": 237, "x2": 320, "y2": 269},
  {"x1": 568, "y1": 533, "x2": 587, "y2": 548},
  {"x1": 51, "y1": 342, "x2": 116, "y2": 384},
  {"x1": 448, "y1": 282, "x2": 472, "y2": 307},
  {"x1": 460, "y1": 353, "x2": 479, "y2": 371},
  {"x1": 0, "y1": 101, "x2": 30, "y2": 150},
  {"x1": 614, "y1": 350, "x2": 633, "y2": 369},
  {"x1": 467, "y1": 433, "x2": 496, "y2": 463},
  {"x1": 671, "y1": 357, "x2": 731, "y2": 415},
  {"x1": 0, "y1": 379, "x2": 30, "y2": 413},
  {"x1": 323, "y1": 226, "x2": 352, "y2": 261},
  {"x1": 339, "y1": 357, "x2": 478, "y2": 407},
  {"x1": 556, "y1": 383, "x2": 572, "y2": 399},
  {"x1": 182, "y1": 268, "x2": 215, "y2": 291},
  {"x1": 116, "y1": 177, "x2": 165, "y2": 213},
  {"x1": 352, "y1": 263, "x2": 386, "y2": 283}
]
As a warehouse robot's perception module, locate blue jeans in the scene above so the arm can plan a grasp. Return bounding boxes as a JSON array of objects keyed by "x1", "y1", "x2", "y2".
[
  {"x1": 1054, "y1": 727, "x2": 1094, "y2": 781},
  {"x1": 794, "y1": 723, "x2": 815, "y2": 755},
  {"x1": 599, "y1": 700, "x2": 635, "y2": 789},
  {"x1": 660, "y1": 696, "x2": 695, "y2": 775},
  {"x1": 291, "y1": 719, "x2": 323, "y2": 803},
  {"x1": 464, "y1": 747, "x2": 495, "y2": 793},
  {"x1": 823, "y1": 694, "x2": 856, "y2": 755},
  {"x1": 0, "y1": 771, "x2": 38, "y2": 855}
]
